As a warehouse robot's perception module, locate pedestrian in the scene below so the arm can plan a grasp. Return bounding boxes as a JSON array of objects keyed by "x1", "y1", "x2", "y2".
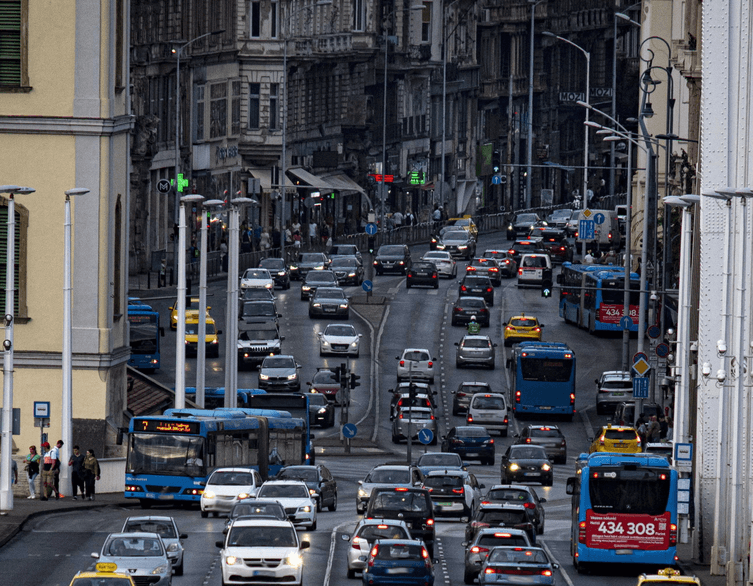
[
  {"x1": 25, "y1": 445, "x2": 40, "y2": 499},
  {"x1": 293, "y1": 231, "x2": 302, "y2": 249},
  {"x1": 320, "y1": 223, "x2": 330, "y2": 245},
  {"x1": 392, "y1": 210, "x2": 403, "y2": 228},
  {"x1": 636, "y1": 414, "x2": 647, "y2": 448},
  {"x1": 308, "y1": 221, "x2": 318, "y2": 246},
  {"x1": 52, "y1": 440, "x2": 64, "y2": 498},
  {"x1": 40, "y1": 441, "x2": 56, "y2": 500},
  {"x1": 665, "y1": 417, "x2": 674, "y2": 440},
  {"x1": 259, "y1": 229, "x2": 271, "y2": 251},
  {"x1": 68, "y1": 445, "x2": 85, "y2": 500},
  {"x1": 584, "y1": 250, "x2": 595, "y2": 264},
  {"x1": 83, "y1": 449, "x2": 101, "y2": 501},
  {"x1": 647, "y1": 415, "x2": 661, "y2": 443},
  {"x1": 291, "y1": 219, "x2": 301, "y2": 235},
  {"x1": 11, "y1": 458, "x2": 17, "y2": 486},
  {"x1": 406, "y1": 210, "x2": 414, "y2": 226},
  {"x1": 659, "y1": 415, "x2": 669, "y2": 440},
  {"x1": 432, "y1": 206, "x2": 442, "y2": 229},
  {"x1": 285, "y1": 225, "x2": 293, "y2": 246}
]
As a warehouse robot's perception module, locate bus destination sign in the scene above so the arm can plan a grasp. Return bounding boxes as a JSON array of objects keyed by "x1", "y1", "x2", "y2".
[{"x1": 135, "y1": 419, "x2": 201, "y2": 434}]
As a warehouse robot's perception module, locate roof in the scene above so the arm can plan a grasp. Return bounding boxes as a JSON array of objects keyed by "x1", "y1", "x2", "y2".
[{"x1": 127, "y1": 367, "x2": 195, "y2": 417}]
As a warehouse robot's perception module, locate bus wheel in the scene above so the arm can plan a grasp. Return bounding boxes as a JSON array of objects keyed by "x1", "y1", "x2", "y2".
[
  {"x1": 139, "y1": 499, "x2": 152, "y2": 509},
  {"x1": 574, "y1": 560, "x2": 589, "y2": 574}
]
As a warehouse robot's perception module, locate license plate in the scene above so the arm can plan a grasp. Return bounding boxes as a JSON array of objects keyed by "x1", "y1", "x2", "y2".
[
  {"x1": 324, "y1": 308, "x2": 335, "y2": 312},
  {"x1": 524, "y1": 472, "x2": 541, "y2": 477},
  {"x1": 613, "y1": 392, "x2": 625, "y2": 396},
  {"x1": 539, "y1": 406, "x2": 552, "y2": 410},
  {"x1": 252, "y1": 570, "x2": 274, "y2": 577},
  {"x1": 387, "y1": 567, "x2": 411, "y2": 574},
  {"x1": 466, "y1": 452, "x2": 479, "y2": 457},
  {"x1": 614, "y1": 442, "x2": 627, "y2": 448},
  {"x1": 437, "y1": 501, "x2": 453, "y2": 507}
]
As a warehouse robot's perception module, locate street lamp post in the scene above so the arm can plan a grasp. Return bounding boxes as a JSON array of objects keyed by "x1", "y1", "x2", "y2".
[
  {"x1": 0, "y1": 185, "x2": 34, "y2": 511},
  {"x1": 62, "y1": 187, "x2": 90, "y2": 496},
  {"x1": 175, "y1": 194, "x2": 204, "y2": 409},
  {"x1": 526, "y1": 0, "x2": 543, "y2": 208}
]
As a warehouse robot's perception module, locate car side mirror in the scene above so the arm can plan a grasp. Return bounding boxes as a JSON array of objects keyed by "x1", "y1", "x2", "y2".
[
  {"x1": 215, "y1": 541, "x2": 224, "y2": 548},
  {"x1": 479, "y1": 484, "x2": 485, "y2": 489},
  {"x1": 594, "y1": 379, "x2": 599, "y2": 385},
  {"x1": 540, "y1": 324, "x2": 545, "y2": 327},
  {"x1": 358, "y1": 334, "x2": 363, "y2": 337},
  {"x1": 341, "y1": 534, "x2": 350, "y2": 542},
  {"x1": 461, "y1": 541, "x2": 469, "y2": 548},
  {"x1": 493, "y1": 343, "x2": 498, "y2": 347},
  {"x1": 306, "y1": 382, "x2": 312, "y2": 386},
  {"x1": 357, "y1": 480, "x2": 363, "y2": 485},
  {"x1": 277, "y1": 313, "x2": 283, "y2": 317},
  {"x1": 539, "y1": 497, "x2": 547, "y2": 503},
  {"x1": 513, "y1": 433, "x2": 520, "y2": 438},
  {"x1": 301, "y1": 540, "x2": 311, "y2": 549},
  {"x1": 180, "y1": 533, "x2": 188, "y2": 539},
  {"x1": 280, "y1": 336, "x2": 286, "y2": 341},
  {"x1": 91, "y1": 553, "x2": 100, "y2": 559},
  {"x1": 454, "y1": 342, "x2": 459, "y2": 346},
  {"x1": 217, "y1": 329, "x2": 223, "y2": 335}
]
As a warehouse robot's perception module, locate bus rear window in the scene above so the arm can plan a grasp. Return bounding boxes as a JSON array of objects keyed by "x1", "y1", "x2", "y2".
[
  {"x1": 520, "y1": 358, "x2": 573, "y2": 382},
  {"x1": 589, "y1": 468, "x2": 671, "y2": 515}
]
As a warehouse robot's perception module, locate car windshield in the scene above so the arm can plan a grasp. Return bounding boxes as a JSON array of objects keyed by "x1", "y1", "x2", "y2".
[
  {"x1": 521, "y1": 256, "x2": 548, "y2": 268},
  {"x1": 478, "y1": 534, "x2": 529, "y2": 547},
  {"x1": 228, "y1": 525, "x2": 297, "y2": 547},
  {"x1": 486, "y1": 489, "x2": 532, "y2": 503},
  {"x1": 241, "y1": 302, "x2": 276, "y2": 316},
  {"x1": 463, "y1": 277, "x2": 490, "y2": 286},
  {"x1": 509, "y1": 447, "x2": 547, "y2": 459},
  {"x1": 278, "y1": 467, "x2": 318, "y2": 481},
  {"x1": 423, "y1": 253, "x2": 448, "y2": 260},
  {"x1": 379, "y1": 246, "x2": 405, "y2": 255},
  {"x1": 123, "y1": 521, "x2": 176, "y2": 539},
  {"x1": 510, "y1": 318, "x2": 537, "y2": 327},
  {"x1": 455, "y1": 427, "x2": 489, "y2": 438},
  {"x1": 263, "y1": 357, "x2": 295, "y2": 369},
  {"x1": 602, "y1": 380, "x2": 631, "y2": 390},
  {"x1": 478, "y1": 510, "x2": 529, "y2": 525},
  {"x1": 403, "y1": 351, "x2": 430, "y2": 361},
  {"x1": 208, "y1": 471, "x2": 256, "y2": 486},
  {"x1": 516, "y1": 214, "x2": 538, "y2": 224},
  {"x1": 106, "y1": 537, "x2": 164, "y2": 557},
  {"x1": 488, "y1": 548, "x2": 549, "y2": 564},
  {"x1": 306, "y1": 394, "x2": 327, "y2": 406},
  {"x1": 412, "y1": 262, "x2": 435, "y2": 270},
  {"x1": 604, "y1": 429, "x2": 638, "y2": 440},
  {"x1": 300, "y1": 254, "x2": 325, "y2": 263},
  {"x1": 312, "y1": 371, "x2": 339, "y2": 384},
  {"x1": 460, "y1": 384, "x2": 490, "y2": 393},
  {"x1": 373, "y1": 543, "x2": 424, "y2": 560},
  {"x1": 72, "y1": 579, "x2": 134, "y2": 586},
  {"x1": 185, "y1": 323, "x2": 216, "y2": 335},
  {"x1": 306, "y1": 273, "x2": 335, "y2": 283},
  {"x1": 371, "y1": 492, "x2": 428, "y2": 512},
  {"x1": 530, "y1": 428, "x2": 562, "y2": 438},
  {"x1": 367, "y1": 469, "x2": 410, "y2": 484},
  {"x1": 458, "y1": 299, "x2": 485, "y2": 308},
  {"x1": 471, "y1": 259, "x2": 494, "y2": 267},
  {"x1": 314, "y1": 289, "x2": 345, "y2": 300},
  {"x1": 358, "y1": 525, "x2": 410, "y2": 542},
  {"x1": 472, "y1": 396, "x2": 505, "y2": 410},
  {"x1": 324, "y1": 325, "x2": 356, "y2": 337},
  {"x1": 260, "y1": 259, "x2": 284, "y2": 269},
  {"x1": 241, "y1": 289, "x2": 274, "y2": 300},
  {"x1": 258, "y1": 484, "x2": 309, "y2": 498},
  {"x1": 424, "y1": 475, "x2": 462, "y2": 489},
  {"x1": 444, "y1": 233, "x2": 468, "y2": 242},
  {"x1": 331, "y1": 258, "x2": 357, "y2": 267},
  {"x1": 462, "y1": 339, "x2": 491, "y2": 349},
  {"x1": 231, "y1": 503, "x2": 285, "y2": 519},
  {"x1": 243, "y1": 269, "x2": 269, "y2": 279},
  {"x1": 332, "y1": 246, "x2": 357, "y2": 255},
  {"x1": 417, "y1": 453, "x2": 462, "y2": 467}
]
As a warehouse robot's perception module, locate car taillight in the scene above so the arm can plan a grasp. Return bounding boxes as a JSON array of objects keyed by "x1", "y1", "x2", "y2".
[
  {"x1": 369, "y1": 545, "x2": 378, "y2": 566},
  {"x1": 505, "y1": 326, "x2": 514, "y2": 331},
  {"x1": 432, "y1": 274, "x2": 437, "y2": 278},
  {"x1": 452, "y1": 488, "x2": 464, "y2": 494},
  {"x1": 426, "y1": 518, "x2": 434, "y2": 526},
  {"x1": 486, "y1": 287, "x2": 493, "y2": 293},
  {"x1": 399, "y1": 413, "x2": 404, "y2": 419},
  {"x1": 461, "y1": 285, "x2": 467, "y2": 291},
  {"x1": 524, "y1": 502, "x2": 536, "y2": 510},
  {"x1": 669, "y1": 523, "x2": 677, "y2": 545},
  {"x1": 428, "y1": 361, "x2": 433, "y2": 368},
  {"x1": 400, "y1": 360, "x2": 405, "y2": 367},
  {"x1": 515, "y1": 390, "x2": 521, "y2": 403},
  {"x1": 525, "y1": 438, "x2": 531, "y2": 443},
  {"x1": 454, "y1": 307, "x2": 462, "y2": 312},
  {"x1": 541, "y1": 570, "x2": 553, "y2": 576},
  {"x1": 578, "y1": 521, "x2": 587, "y2": 543},
  {"x1": 407, "y1": 273, "x2": 413, "y2": 278},
  {"x1": 470, "y1": 546, "x2": 489, "y2": 554},
  {"x1": 518, "y1": 269, "x2": 523, "y2": 276},
  {"x1": 503, "y1": 417, "x2": 508, "y2": 424},
  {"x1": 352, "y1": 537, "x2": 363, "y2": 550},
  {"x1": 561, "y1": 440, "x2": 567, "y2": 446},
  {"x1": 467, "y1": 266, "x2": 476, "y2": 272},
  {"x1": 534, "y1": 327, "x2": 541, "y2": 332},
  {"x1": 467, "y1": 415, "x2": 473, "y2": 423}
]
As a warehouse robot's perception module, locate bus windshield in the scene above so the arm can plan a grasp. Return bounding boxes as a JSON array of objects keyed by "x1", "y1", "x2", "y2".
[
  {"x1": 127, "y1": 434, "x2": 206, "y2": 477},
  {"x1": 129, "y1": 315, "x2": 158, "y2": 354},
  {"x1": 600, "y1": 279, "x2": 641, "y2": 305},
  {"x1": 521, "y1": 358, "x2": 573, "y2": 382},
  {"x1": 589, "y1": 468, "x2": 671, "y2": 515}
]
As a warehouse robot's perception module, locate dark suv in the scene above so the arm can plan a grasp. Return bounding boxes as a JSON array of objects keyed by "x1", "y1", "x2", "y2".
[
  {"x1": 374, "y1": 245, "x2": 412, "y2": 275},
  {"x1": 458, "y1": 275, "x2": 494, "y2": 306},
  {"x1": 365, "y1": 487, "x2": 436, "y2": 557}
]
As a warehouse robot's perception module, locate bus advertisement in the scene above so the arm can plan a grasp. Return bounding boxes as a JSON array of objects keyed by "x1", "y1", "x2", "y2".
[
  {"x1": 557, "y1": 263, "x2": 642, "y2": 333},
  {"x1": 127, "y1": 305, "x2": 165, "y2": 371},
  {"x1": 566, "y1": 452, "x2": 678, "y2": 571},
  {"x1": 509, "y1": 341, "x2": 576, "y2": 420}
]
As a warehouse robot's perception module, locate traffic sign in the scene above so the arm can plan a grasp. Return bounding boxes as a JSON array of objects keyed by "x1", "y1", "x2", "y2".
[
  {"x1": 365, "y1": 222, "x2": 378, "y2": 236},
  {"x1": 632, "y1": 376, "x2": 650, "y2": 398},
  {"x1": 593, "y1": 212, "x2": 606, "y2": 225},
  {"x1": 157, "y1": 179, "x2": 171, "y2": 194},
  {"x1": 633, "y1": 352, "x2": 649, "y2": 364},
  {"x1": 417, "y1": 429, "x2": 434, "y2": 445},
  {"x1": 632, "y1": 357, "x2": 651, "y2": 377},
  {"x1": 579, "y1": 219, "x2": 595, "y2": 240},
  {"x1": 647, "y1": 325, "x2": 662, "y2": 339},
  {"x1": 492, "y1": 175, "x2": 502, "y2": 185},
  {"x1": 369, "y1": 174, "x2": 394, "y2": 183},
  {"x1": 582, "y1": 208, "x2": 592, "y2": 219},
  {"x1": 620, "y1": 316, "x2": 633, "y2": 330},
  {"x1": 656, "y1": 343, "x2": 670, "y2": 358},
  {"x1": 34, "y1": 401, "x2": 50, "y2": 418},
  {"x1": 362, "y1": 280, "x2": 373, "y2": 293},
  {"x1": 342, "y1": 423, "x2": 358, "y2": 439}
]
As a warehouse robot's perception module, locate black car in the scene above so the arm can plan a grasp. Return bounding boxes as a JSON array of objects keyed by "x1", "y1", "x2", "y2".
[
  {"x1": 507, "y1": 213, "x2": 543, "y2": 240},
  {"x1": 374, "y1": 244, "x2": 412, "y2": 275},
  {"x1": 481, "y1": 484, "x2": 546, "y2": 535},
  {"x1": 458, "y1": 275, "x2": 494, "y2": 306},
  {"x1": 293, "y1": 252, "x2": 330, "y2": 279},
  {"x1": 328, "y1": 244, "x2": 363, "y2": 265},
  {"x1": 276, "y1": 464, "x2": 338, "y2": 511},
  {"x1": 329, "y1": 256, "x2": 364, "y2": 285},
  {"x1": 300, "y1": 269, "x2": 338, "y2": 300},
  {"x1": 407, "y1": 261, "x2": 439, "y2": 289},
  {"x1": 365, "y1": 487, "x2": 436, "y2": 557},
  {"x1": 481, "y1": 249, "x2": 518, "y2": 278},
  {"x1": 239, "y1": 300, "x2": 281, "y2": 323},
  {"x1": 500, "y1": 445, "x2": 553, "y2": 486},
  {"x1": 305, "y1": 392, "x2": 336, "y2": 428},
  {"x1": 308, "y1": 286, "x2": 350, "y2": 319},
  {"x1": 538, "y1": 229, "x2": 574, "y2": 263},
  {"x1": 465, "y1": 258, "x2": 502, "y2": 286},
  {"x1": 507, "y1": 239, "x2": 548, "y2": 264},
  {"x1": 437, "y1": 230, "x2": 476, "y2": 259},
  {"x1": 259, "y1": 257, "x2": 291, "y2": 289},
  {"x1": 465, "y1": 503, "x2": 537, "y2": 544},
  {"x1": 451, "y1": 296, "x2": 490, "y2": 327}
]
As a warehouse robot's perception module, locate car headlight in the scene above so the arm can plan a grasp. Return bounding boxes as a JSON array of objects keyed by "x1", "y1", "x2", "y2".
[
  {"x1": 225, "y1": 555, "x2": 239, "y2": 565},
  {"x1": 302, "y1": 285, "x2": 311, "y2": 291},
  {"x1": 321, "y1": 340, "x2": 331, "y2": 347},
  {"x1": 237, "y1": 492, "x2": 251, "y2": 500},
  {"x1": 542, "y1": 463, "x2": 551, "y2": 472},
  {"x1": 285, "y1": 553, "x2": 303, "y2": 568},
  {"x1": 318, "y1": 408, "x2": 328, "y2": 414},
  {"x1": 299, "y1": 505, "x2": 312, "y2": 513},
  {"x1": 458, "y1": 245, "x2": 467, "y2": 249},
  {"x1": 152, "y1": 565, "x2": 169, "y2": 575},
  {"x1": 315, "y1": 265, "x2": 324, "y2": 270},
  {"x1": 313, "y1": 302, "x2": 322, "y2": 307},
  {"x1": 167, "y1": 543, "x2": 180, "y2": 552},
  {"x1": 203, "y1": 490, "x2": 216, "y2": 499},
  {"x1": 265, "y1": 283, "x2": 273, "y2": 289},
  {"x1": 351, "y1": 341, "x2": 359, "y2": 348},
  {"x1": 290, "y1": 265, "x2": 298, "y2": 270},
  {"x1": 278, "y1": 271, "x2": 286, "y2": 276},
  {"x1": 339, "y1": 303, "x2": 348, "y2": 309},
  {"x1": 348, "y1": 272, "x2": 356, "y2": 277},
  {"x1": 358, "y1": 489, "x2": 368, "y2": 497},
  {"x1": 508, "y1": 463, "x2": 520, "y2": 472},
  {"x1": 259, "y1": 374, "x2": 269, "y2": 380},
  {"x1": 287, "y1": 373, "x2": 298, "y2": 380},
  {"x1": 309, "y1": 489, "x2": 318, "y2": 496}
]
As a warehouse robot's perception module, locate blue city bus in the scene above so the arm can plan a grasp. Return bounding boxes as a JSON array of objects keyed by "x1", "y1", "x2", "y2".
[
  {"x1": 124, "y1": 409, "x2": 306, "y2": 507},
  {"x1": 557, "y1": 263, "x2": 642, "y2": 333},
  {"x1": 508, "y1": 342, "x2": 576, "y2": 420},
  {"x1": 127, "y1": 304, "x2": 164, "y2": 371},
  {"x1": 566, "y1": 452, "x2": 678, "y2": 572}
]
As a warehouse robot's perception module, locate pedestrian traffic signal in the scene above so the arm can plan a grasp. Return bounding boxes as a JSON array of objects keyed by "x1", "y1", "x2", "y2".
[
  {"x1": 541, "y1": 278, "x2": 553, "y2": 298},
  {"x1": 368, "y1": 236, "x2": 376, "y2": 254},
  {"x1": 349, "y1": 373, "x2": 361, "y2": 389}
]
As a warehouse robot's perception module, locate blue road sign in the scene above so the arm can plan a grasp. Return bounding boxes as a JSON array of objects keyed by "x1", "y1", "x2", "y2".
[
  {"x1": 492, "y1": 175, "x2": 502, "y2": 185},
  {"x1": 579, "y1": 219, "x2": 595, "y2": 240},
  {"x1": 656, "y1": 342, "x2": 670, "y2": 358},
  {"x1": 365, "y1": 222, "x2": 378, "y2": 236},
  {"x1": 632, "y1": 377, "x2": 650, "y2": 399},
  {"x1": 648, "y1": 325, "x2": 662, "y2": 339},
  {"x1": 633, "y1": 352, "x2": 649, "y2": 364},
  {"x1": 620, "y1": 316, "x2": 633, "y2": 330},
  {"x1": 417, "y1": 429, "x2": 434, "y2": 445},
  {"x1": 593, "y1": 212, "x2": 606, "y2": 225},
  {"x1": 342, "y1": 423, "x2": 358, "y2": 439},
  {"x1": 362, "y1": 280, "x2": 373, "y2": 292}
]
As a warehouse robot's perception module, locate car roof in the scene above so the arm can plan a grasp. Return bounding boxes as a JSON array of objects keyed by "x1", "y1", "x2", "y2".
[
  {"x1": 124, "y1": 516, "x2": 176, "y2": 523},
  {"x1": 230, "y1": 519, "x2": 295, "y2": 529},
  {"x1": 262, "y1": 479, "x2": 309, "y2": 486},
  {"x1": 461, "y1": 335, "x2": 492, "y2": 341},
  {"x1": 425, "y1": 469, "x2": 467, "y2": 477},
  {"x1": 459, "y1": 381, "x2": 491, "y2": 386},
  {"x1": 478, "y1": 502, "x2": 527, "y2": 511},
  {"x1": 402, "y1": 347, "x2": 431, "y2": 353},
  {"x1": 526, "y1": 424, "x2": 561, "y2": 431},
  {"x1": 475, "y1": 527, "x2": 530, "y2": 537},
  {"x1": 371, "y1": 464, "x2": 417, "y2": 471},
  {"x1": 106, "y1": 531, "x2": 164, "y2": 540}
]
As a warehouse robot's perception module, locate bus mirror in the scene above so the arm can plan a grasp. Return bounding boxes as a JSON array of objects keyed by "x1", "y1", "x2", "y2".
[
  {"x1": 116, "y1": 427, "x2": 127, "y2": 445},
  {"x1": 565, "y1": 478, "x2": 576, "y2": 495}
]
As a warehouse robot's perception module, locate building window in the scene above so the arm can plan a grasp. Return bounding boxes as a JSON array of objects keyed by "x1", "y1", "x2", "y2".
[
  {"x1": 0, "y1": 0, "x2": 29, "y2": 90},
  {"x1": 231, "y1": 81, "x2": 241, "y2": 135},
  {"x1": 210, "y1": 82, "x2": 227, "y2": 138},
  {"x1": 421, "y1": 1, "x2": 432, "y2": 43},
  {"x1": 195, "y1": 84, "x2": 205, "y2": 140},
  {"x1": 249, "y1": 1, "x2": 260, "y2": 38},
  {"x1": 271, "y1": 1, "x2": 278, "y2": 38},
  {"x1": 269, "y1": 83, "x2": 279, "y2": 130},
  {"x1": 352, "y1": 0, "x2": 364, "y2": 31},
  {"x1": 0, "y1": 201, "x2": 29, "y2": 320},
  {"x1": 248, "y1": 83, "x2": 260, "y2": 129}
]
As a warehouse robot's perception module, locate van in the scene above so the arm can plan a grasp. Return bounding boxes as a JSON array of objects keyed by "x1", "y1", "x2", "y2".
[
  {"x1": 517, "y1": 253, "x2": 552, "y2": 287},
  {"x1": 612, "y1": 401, "x2": 664, "y2": 427},
  {"x1": 576, "y1": 209, "x2": 622, "y2": 251}
]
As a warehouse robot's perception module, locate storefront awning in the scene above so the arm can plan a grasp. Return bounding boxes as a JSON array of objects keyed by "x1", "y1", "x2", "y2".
[
  {"x1": 286, "y1": 167, "x2": 336, "y2": 191},
  {"x1": 249, "y1": 169, "x2": 272, "y2": 190},
  {"x1": 319, "y1": 171, "x2": 365, "y2": 195}
]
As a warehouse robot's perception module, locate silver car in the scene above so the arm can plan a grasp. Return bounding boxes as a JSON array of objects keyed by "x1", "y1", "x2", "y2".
[
  {"x1": 462, "y1": 527, "x2": 532, "y2": 584},
  {"x1": 391, "y1": 406, "x2": 438, "y2": 444},
  {"x1": 92, "y1": 532, "x2": 172, "y2": 586},
  {"x1": 356, "y1": 464, "x2": 425, "y2": 513},
  {"x1": 396, "y1": 348, "x2": 435, "y2": 383},
  {"x1": 121, "y1": 516, "x2": 187, "y2": 575},
  {"x1": 258, "y1": 354, "x2": 301, "y2": 391},
  {"x1": 421, "y1": 250, "x2": 458, "y2": 278},
  {"x1": 345, "y1": 518, "x2": 412, "y2": 578},
  {"x1": 595, "y1": 370, "x2": 633, "y2": 414},
  {"x1": 455, "y1": 335, "x2": 497, "y2": 369}
]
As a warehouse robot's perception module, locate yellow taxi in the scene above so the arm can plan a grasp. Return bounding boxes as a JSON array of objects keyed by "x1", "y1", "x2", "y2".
[
  {"x1": 184, "y1": 315, "x2": 221, "y2": 357},
  {"x1": 448, "y1": 215, "x2": 478, "y2": 239},
  {"x1": 589, "y1": 424, "x2": 641, "y2": 454},
  {"x1": 636, "y1": 568, "x2": 701, "y2": 585},
  {"x1": 69, "y1": 562, "x2": 136, "y2": 586},
  {"x1": 503, "y1": 313, "x2": 543, "y2": 346},
  {"x1": 169, "y1": 297, "x2": 212, "y2": 329}
]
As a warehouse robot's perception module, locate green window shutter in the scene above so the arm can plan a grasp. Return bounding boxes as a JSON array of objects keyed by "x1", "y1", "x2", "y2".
[
  {"x1": 0, "y1": 206, "x2": 21, "y2": 314},
  {"x1": 0, "y1": 0, "x2": 21, "y2": 87}
]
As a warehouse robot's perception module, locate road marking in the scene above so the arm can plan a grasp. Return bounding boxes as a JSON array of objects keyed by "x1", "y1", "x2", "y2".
[
  {"x1": 541, "y1": 540, "x2": 575, "y2": 586},
  {"x1": 323, "y1": 520, "x2": 352, "y2": 586}
]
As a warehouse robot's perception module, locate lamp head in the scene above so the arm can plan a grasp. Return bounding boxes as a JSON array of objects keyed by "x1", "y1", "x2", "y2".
[
  {"x1": 716, "y1": 369, "x2": 727, "y2": 383},
  {"x1": 203, "y1": 199, "x2": 225, "y2": 207},
  {"x1": 717, "y1": 339, "x2": 727, "y2": 355},
  {"x1": 15, "y1": 187, "x2": 35, "y2": 195},
  {"x1": 180, "y1": 194, "x2": 205, "y2": 204},
  {"x1": 701, "y1": 362, "x2": 711, "y2": 377},
  {"x1": 641, "y1": 101, "x2": 655, "y2": 118},
  {"x1": 2, "y1": 339, "x2": 10, "y2": 351},
  {"x1": 0, "y1": 185, "x2": 21, "y2": 194},
  {"x1": 65, "y1": 188, "x2": 90, "y2": 197}
]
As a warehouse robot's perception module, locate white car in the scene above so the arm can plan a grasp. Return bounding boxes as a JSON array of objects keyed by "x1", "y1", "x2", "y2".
[
  {"x1": 467, "y1": 392, "x2": 509, "y2": 437},
  {"x1": 396, "y1": 348, "x2": 435, "y2": 383},
  {"x1": 217, "y1": 519, "x2": 309, "y2": 586},
  {"x1": 200, "y1": 467, "x2": 263, "y2": 518},
  {"x1": 421, "y1": 250, "x2": 458, "y2": 278},
  {"x1": 318, "y1": 323, "x2": 362, "y2": 357},
  {"x1": 345, "y1": 518, "x2": 412, "y2": 578},
  {"x1": 256, "y1": 480, "x2": 317, "y2": 529},
  {"x1": 240, "y1": 268, "x2": 275, "y2": 290}
]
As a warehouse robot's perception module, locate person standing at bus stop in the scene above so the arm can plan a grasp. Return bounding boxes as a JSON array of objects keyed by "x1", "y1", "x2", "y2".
[
  {"x1": 39, "y1": 441, "x2": 57, "y2": 500},
  {"x1": 83, "y1": 449, "x2": 101, "y2": 501},
  {"x1": 68, "y1": 445, "x2": 86, "y2": 500}
]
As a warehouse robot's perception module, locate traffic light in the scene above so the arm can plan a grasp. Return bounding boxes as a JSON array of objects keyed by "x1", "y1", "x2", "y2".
[
  {"x1": 368, "y1": 236, "x2": 376, "y2": 254},
  {"x1": 349, "y1": 373, "x2": 361, "y2": 389},
  {"x1": 541, "y1": 269, "x2": 553, "y2": 298},
  {"x1": 492, "y1": 149, "x2": 501, "y2": 173}
]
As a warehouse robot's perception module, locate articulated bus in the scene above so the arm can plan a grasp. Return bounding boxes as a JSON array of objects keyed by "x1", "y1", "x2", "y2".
[
  {"x1": 566, "y1": 452, "x2": 678, "y2": 571},
  {"x1": 127, "y1": 304, "x2": 165, "y2": 371},
  {"x1": 124, "y1": 409, "x2": 306, "y2": 507},
  {"x1": 557, "y1": 263, "x2": 642, "y2": 333},
  {"x1": 508, "y1": 342, "x2": 576, "y2": 420}
]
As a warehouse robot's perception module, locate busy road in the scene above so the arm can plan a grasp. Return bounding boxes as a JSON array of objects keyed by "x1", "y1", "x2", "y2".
[{"x1": 0, "y1": 229, "x2": 657, "y2": 586}]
